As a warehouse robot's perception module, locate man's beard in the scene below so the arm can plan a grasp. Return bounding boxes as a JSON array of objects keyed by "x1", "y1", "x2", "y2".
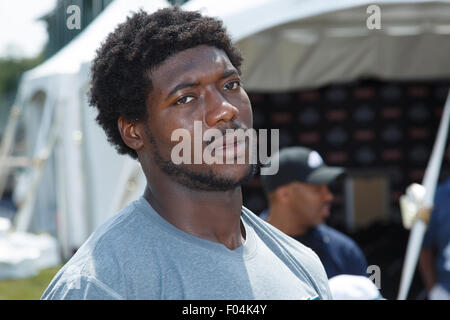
[{"x1": 146, "y1": 126, "x2": 257, "y2": 191}]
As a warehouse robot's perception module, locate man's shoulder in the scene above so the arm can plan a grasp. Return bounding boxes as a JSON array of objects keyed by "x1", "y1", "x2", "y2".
[
  {"x1": 424, "y1": 180, "x2": 450, "y2": 228},
  {"x1": 439, "y1": 178, "x2": 450, "y2": 190},
  {"x1": 79, "y1": 198, "x2": 156, "y2": 255},
  {"x1": 318, "y1": 224, "x2": 367, "y2": 266},
  {"x1": 435, "y1": 179, "x2": 450, "y2": 203},
  {"x1": 242, "y1": 207, "x2": 332, "y2": 299},
  {"x1": 243, "y1": 207, "x2": 319, "y2": 255},
  {"x1": 41, "y1": 268, "x2": 125, "y2": 299},
  {"x1": 318, "y1": 224, "x2": 358, "y2": 247},
  {"x1": 42, "y1": 198, "x2": 163, "y2": 299}
]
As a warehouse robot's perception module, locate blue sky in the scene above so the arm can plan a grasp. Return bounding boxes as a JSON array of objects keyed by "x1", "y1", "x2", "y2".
[{"x1": 0, "y1": 0, "x2": 57, "y2": 58}]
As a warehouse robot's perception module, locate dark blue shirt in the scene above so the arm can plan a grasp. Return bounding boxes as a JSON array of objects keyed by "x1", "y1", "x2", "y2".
[
  {"x1": 260, "y1": 210, "x2": 368, "y2": 278},
  {"x1": 422, "y1": 178, "x2": 450, "y2": 292}
]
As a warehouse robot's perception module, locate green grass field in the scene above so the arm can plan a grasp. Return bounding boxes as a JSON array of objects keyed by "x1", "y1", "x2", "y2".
[{"x1": 0, "y1": 265, "x2": 61, "y2": 300}]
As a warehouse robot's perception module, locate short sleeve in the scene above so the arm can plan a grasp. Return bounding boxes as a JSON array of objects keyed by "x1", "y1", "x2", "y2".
[
  {"x1": 41, "y1": 275, "x2": 124, "y2": 300},
  {"x1": 305, "y1": 247, "x2": 333, "y2": 300}
]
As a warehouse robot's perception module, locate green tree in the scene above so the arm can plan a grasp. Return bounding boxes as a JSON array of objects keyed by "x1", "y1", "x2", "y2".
[
  {"x1": 0, "y1": 52, "x2": 44, "y2": 128},
  {"x1": 0, "y1": 53, "x2": 44, "y2": 101}
]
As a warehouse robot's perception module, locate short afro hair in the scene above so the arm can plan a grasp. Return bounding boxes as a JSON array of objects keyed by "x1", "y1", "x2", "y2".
[{"x1": 89, "y1": 7, "x2": 243, "y2": 159}]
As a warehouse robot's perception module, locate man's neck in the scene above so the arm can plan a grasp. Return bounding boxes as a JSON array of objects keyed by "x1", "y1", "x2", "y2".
[{"x1": 143, "y1": 178, "x2": 245, "y2": 250}]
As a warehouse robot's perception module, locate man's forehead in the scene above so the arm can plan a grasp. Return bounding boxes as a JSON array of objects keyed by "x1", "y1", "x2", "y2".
[{"x1": 149, "y1": 45, "x2": 235, "y2": 86}]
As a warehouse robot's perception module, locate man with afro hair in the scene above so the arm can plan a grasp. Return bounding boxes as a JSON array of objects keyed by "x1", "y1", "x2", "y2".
[{"x1": 42, "y1": 7, "x2": 331, "y2": 300}]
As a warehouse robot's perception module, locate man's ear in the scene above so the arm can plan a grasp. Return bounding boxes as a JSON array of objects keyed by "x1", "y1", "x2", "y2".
[{"x1": 117, "y1": 117, "x2": 145, "y2": 152}]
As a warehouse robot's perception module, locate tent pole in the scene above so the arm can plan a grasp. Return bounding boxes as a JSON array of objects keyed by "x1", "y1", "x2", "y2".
[
  {"x1": 397, "y1": 90, "x2": 450, "y2": 300},
  {"x1": 0, "y1": 105, "x2": 23, "y2": 199},
  {"x1": 13, "y1": 106, "x2": 59, "y2": 232}
]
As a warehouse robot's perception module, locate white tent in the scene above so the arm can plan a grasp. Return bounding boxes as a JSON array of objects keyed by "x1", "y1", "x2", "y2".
[
  {"x1": 7, "y1": 0, "x2": 450, "y2": 270},
  {"x1": 6, "y1": 0, "x2": 169, "y2": 268},
  {"x1": 184, "y1": 0, "x2": 450, "y2": 91}
]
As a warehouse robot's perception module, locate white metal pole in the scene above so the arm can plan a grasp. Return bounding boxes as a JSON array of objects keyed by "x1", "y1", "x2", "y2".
[{"x1": 397, "y1": 90, "x2": 450, "y2": 300}]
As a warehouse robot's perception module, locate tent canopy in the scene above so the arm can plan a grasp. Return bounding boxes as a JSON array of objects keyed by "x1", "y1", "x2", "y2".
[
  {"x1": 22, "y1": 0, "x2": 450, "y2": 96},
  {"x1": 24, "y1": 0, "x2": 169, "y2": 81},
  {"x1": 16, "y1": 0, "x2": 169, "y2": 104},
  {"x1": 184, "y1": 0, "x2": 450, "y2": 90}
]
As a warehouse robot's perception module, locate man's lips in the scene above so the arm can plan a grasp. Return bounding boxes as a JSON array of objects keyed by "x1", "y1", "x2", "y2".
[
  {"x1": 207, "y1": 136, "x2": 247, "y2": 160},
  {"x1": 215, "y1": 139, "x2": 243, "y2": 151},
  {"x1": 207, "y1": 131, "x2": 244, "y2": 149}
]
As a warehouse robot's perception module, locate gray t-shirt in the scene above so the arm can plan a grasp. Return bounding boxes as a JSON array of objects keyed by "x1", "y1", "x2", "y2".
[{"x1": 42, "y1": 197, "x2": 331, "y2": 300}]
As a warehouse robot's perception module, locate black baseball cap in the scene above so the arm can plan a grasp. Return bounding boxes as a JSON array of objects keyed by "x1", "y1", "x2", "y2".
[{"x1": 261, "y1": 147, "x2": 345, "y2": 193}]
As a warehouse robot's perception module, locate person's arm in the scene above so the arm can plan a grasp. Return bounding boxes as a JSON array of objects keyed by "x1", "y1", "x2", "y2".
[{"x1": 418, "y1": 247, "x2": 436, "y2": 292}]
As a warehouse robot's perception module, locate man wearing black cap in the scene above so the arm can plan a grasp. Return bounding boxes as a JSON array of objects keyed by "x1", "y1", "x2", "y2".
[{"x1": 260, "y1": 146, "x2": 368, "y2": 278}]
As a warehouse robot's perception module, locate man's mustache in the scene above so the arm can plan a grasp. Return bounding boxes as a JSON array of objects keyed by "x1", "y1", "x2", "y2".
[{"x1": 205, "y1": 123, "x2": 249, "y2": 146}]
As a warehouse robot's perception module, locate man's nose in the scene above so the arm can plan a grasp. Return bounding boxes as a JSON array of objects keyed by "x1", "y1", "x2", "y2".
[{"x1": 203, "y1": 87, "x2": 239, "y2": 127}]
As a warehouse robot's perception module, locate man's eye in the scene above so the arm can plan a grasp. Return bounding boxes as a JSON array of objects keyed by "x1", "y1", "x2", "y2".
[
  {"x1": 224, "y1": 81, "x2": 240, "y2": 90},
  {"x1": 175, "y1": 96, "x2": 194, "y2": 105}
]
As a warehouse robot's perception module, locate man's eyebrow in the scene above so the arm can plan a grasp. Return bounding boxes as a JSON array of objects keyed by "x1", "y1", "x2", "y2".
[
  {"x1": 165, "y1": 69, "x2": 239, "y2": 101},
  {"x1": 166, "y1": 82, "x2": 200, "y2": 101},
  {"x1": 221, "y1": 69, "x2": 239, "y2": 79}
]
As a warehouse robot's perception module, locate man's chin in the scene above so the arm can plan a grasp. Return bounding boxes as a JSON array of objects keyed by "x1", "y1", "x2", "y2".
[
  {"x1": 212, "y1": 162, "x2": 254, "y2": 180},
  {"x1": 192, "y1": 163, "x2": 256, "y2": 191},
  {"x1": 162, "y1": 161, "x2": 257, "y2": 192}
]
